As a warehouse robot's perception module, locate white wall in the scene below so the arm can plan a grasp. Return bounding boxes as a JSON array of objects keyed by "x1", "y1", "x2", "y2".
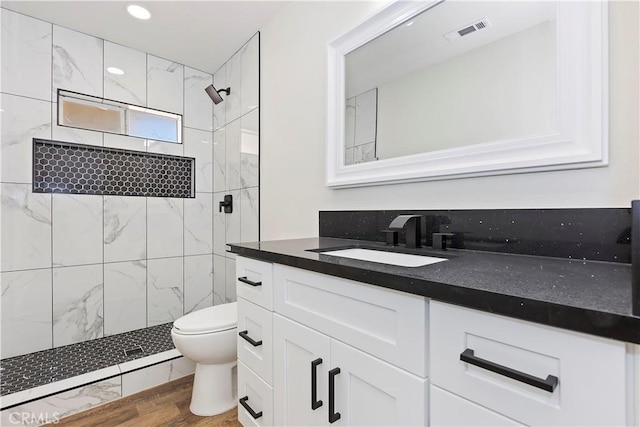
[
  {"x1": 377, "y1": 21, "x2": 556, "y2": 159},
  {"x1": 260, "y1": 1, "x2": 639, "y2": 241}
]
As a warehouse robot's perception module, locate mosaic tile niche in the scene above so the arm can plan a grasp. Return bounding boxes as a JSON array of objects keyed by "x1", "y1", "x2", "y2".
[{"x1": 33, "y1": 139, "x2": 195, "y2": 198}]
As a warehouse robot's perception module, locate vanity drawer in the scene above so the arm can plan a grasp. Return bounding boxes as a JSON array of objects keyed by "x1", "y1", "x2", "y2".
[
  {"x1": 430, "y1": 301, "x2": 627, "y2": 426},
  {"x1": 238, "y1": 360, "x2": 273, "y2": 427},
  {"x1": 273, "y1": 264, "x2": 428, "y2": 377},
  {"x1": 237, "y1": 297, "x2": 273, "y2": 385},
  {"x1": 430, "y1": 385, "x2": 524, "y2": 426},
  {"x1": 236, "y1": 257, "x2": 273, "y2": 310}
]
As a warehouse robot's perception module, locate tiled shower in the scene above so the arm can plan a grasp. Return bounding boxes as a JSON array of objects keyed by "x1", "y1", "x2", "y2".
[{"x1": 0, "y1": 7, "x2": 259, "y2": 372}]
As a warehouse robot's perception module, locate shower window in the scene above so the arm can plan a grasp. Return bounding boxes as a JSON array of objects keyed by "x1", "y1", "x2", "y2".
[{"x1": 58, "y1": 90, "x2": 182, "y2": 143}]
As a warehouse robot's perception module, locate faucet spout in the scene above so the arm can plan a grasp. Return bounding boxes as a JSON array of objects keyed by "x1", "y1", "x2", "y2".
[{"x1": 388, "y1": 215, "x2": 422, "y2": 248}]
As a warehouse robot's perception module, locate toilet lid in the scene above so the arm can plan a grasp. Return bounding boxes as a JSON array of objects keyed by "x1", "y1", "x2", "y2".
[{"x1": 173, "y1": 302, "x2": 237, "y2": 334}]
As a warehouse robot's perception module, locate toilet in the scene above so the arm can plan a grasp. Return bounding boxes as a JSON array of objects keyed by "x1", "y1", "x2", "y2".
[{"x1": 171, "y1": 302, "x2": 238, "y2": 416}]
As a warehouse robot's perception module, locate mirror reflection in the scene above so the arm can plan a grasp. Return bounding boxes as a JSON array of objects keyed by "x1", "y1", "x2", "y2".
[{"x1": 344, "y1": 1, "x2": 558, "y2": 163}]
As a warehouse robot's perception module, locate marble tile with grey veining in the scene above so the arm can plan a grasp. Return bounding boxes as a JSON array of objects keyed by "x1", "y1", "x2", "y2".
[
  {"x1": 1, "y1": 269, "x2": 52, "y2": 359},
  {"x1": 225, "y1": 190, "x2": 241, "y2": 248},
  {"x1": 212, "y1": 66, "x2": 227, "y2": 131},
  {"x1": 104, "y1": 196, "x2": 146, "y2": 263},
  {"x1": 104, "y1": 41, "x2": 146, "y2": 106},
  {"x1": 147, "y1": 55, "x2": 184, "y2": 114},
  {"x1": 240, "y1": 109, "x2": 259, "y2": 189},
  {"x1": 225, "y1": 118, "x2": 241, "y2": 191},
  {"x1": 184, "y1": 127, "x2": 213, "y2": 192},
  {"x1": 0, "y1": 378, "x2": 121, "y2": 426},
  {"x1": 240, "y1": 33, "x2": 259, "y2": 117},
  {"x1": 53, "y1": 264, "x2": 103, "y2": 347},
  {"x1": 146, "y1": 139, "x2": 183, "y2": 156},
  {"x1": 147, "y1": 197, "x2": 184, "y2": 259},
  {"x1": 213, "y1": 127, "x2": 226, "y2": 192},
  {"x1": 1, "y1": 93, "x2": 52, "y2": 183},
  {"x1": 53, "y1": 25, "x2": 103, "y2": 97},
  {"x1": 240, "y1": 187, "x2": 259, "y2": 243},
  {"x1": 121, "y1": 357, "x2": 194, "y2": 397},
  {"x1": 213, "y1": 192, "x2": 227, "y2": 257},
  {"x1": 184, "y1": 194, "x2": 213, "y2": 256},
  {"x1": 0, "y1": 183, "x2": 51, "y2": 272},
  {"x1": 225, "y1": 257, "x2": 236, "y2": 303},
  {"x1": 147, "y1": 257, "x2": 183, "y2": 326},
  {"x1": 103, "y1": 133, "x2": 146, "y2": 152},
  {"x1": 345, "y1": 147, "x2": 355, "y2": 165},
  {"x1": 104, "y1": 260, "x2": 146, "y2": 335},
  {"x1": 184, "y1": 67, "x2": 213, "y2": 131},
  {"x1": 224, "y1": 48, "x2": 242, "y2": 124},
  {"x1": 184, "y1": 255, "x2": 213, "y2": 314},
  {"x1": 52, "y1": 194, "x2": 103, "y2": 267},
  {"x1": 213, "y1": 254, "x2": 226, "y2": 305},
  {"x1": 1, "y1": 10, "x2": 52, "y2": 101},
  {"x1": 52, "y1": 102, "x2": 103, "y2": 147}
]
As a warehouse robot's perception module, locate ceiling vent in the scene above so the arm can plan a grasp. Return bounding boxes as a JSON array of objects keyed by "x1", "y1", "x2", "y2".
[{"x1": 444, "y1": 18, "x2": 492, "y2": 42}]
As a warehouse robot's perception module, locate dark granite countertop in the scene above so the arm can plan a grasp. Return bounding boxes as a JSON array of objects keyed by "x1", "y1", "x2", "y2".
[{"x1": 229, "y1": 237, "x2": 640, "y2": 345}]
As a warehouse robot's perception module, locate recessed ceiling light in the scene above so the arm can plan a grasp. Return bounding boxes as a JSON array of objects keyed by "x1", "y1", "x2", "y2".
[
  {"x1": 107, "y1": 67, "x2": 125, "y2": 75},
  {"x1": 127, "y1": 5, "x2": 151, "y2": 20}
]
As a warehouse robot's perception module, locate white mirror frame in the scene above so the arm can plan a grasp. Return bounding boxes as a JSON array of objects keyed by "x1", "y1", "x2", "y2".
[{"x1": 326, "y1": 0, "x2": 608, "y2": 188}]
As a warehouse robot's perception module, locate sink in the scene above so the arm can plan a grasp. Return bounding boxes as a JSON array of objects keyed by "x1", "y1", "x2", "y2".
[{"x1": 319, "y1": 248, "x2": 447, "y2": 267}]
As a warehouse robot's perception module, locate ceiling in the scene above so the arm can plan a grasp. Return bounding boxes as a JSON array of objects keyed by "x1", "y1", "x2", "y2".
[{"x1": 1, "y1": 1, "x2": 289, "y2": 74}]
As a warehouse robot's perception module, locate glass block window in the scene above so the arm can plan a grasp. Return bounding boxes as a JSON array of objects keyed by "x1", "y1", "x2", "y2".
[{"x1": 32, "y1": 139, "x2": 195, "y2": 198}]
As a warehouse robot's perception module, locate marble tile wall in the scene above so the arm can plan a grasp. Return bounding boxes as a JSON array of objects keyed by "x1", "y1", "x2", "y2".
[
  {"x1": 0, "y1": 9, "x2": 260, "y2": 359},
  {"x1": 212, "y1": 33, "x2": 260, "y2": 305}
]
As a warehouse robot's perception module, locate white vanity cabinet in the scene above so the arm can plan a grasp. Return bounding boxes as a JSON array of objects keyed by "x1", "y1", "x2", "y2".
[
  {"x1": 430, "y1": 301, "x2": 631, "y2": 426},
  {"x1": 236, "y1": 256, "x2": 638, "y2": 426}
]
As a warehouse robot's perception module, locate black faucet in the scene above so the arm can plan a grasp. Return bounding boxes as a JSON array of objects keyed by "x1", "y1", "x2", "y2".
[{"x1": 387, "y1": 215, "x2": 423, "y2": 248}]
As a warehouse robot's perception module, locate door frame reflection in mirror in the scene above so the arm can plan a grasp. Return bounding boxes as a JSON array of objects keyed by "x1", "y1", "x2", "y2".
[{"x1": 326, "y1": 0, "x2": 608, "y2": 188}]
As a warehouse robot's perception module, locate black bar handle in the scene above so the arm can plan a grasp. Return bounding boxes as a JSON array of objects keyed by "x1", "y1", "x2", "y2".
[
  {"x1": 239, "y1": 330, "x2": 262, "y2": 347},
  {"x1": 238, "y1": 276, "x2": 262, "y2": 287},
  {"x1": 328, "y1": 367, "x2": 341, "y2": 423},
  {"x1": 460, "y1": 349, "x2": 558, "y2": 392},
  {"x1": 239, "y1": 396, "x2": 262, "y2": 419},
  {"x1": 311, "y1": 358, "x2": 323, "y2": 410}
]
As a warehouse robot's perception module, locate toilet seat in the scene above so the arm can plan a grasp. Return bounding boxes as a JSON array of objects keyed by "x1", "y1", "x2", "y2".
[{"x1": 173, "y1": 302, "x2": 237, "y2": 335}]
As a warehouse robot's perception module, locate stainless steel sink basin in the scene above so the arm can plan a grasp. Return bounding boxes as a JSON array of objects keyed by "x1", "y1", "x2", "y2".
[{"x1": 319, "y1": 248, "x2": 447, "y2": 267}]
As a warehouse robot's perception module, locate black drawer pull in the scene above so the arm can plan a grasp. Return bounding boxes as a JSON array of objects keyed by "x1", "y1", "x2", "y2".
[
  {"x1": 239, "y1": 396, "x2": 263, "y2": 419},
  {"x1": 238, "y1": 276, "x2": 262, "y2": 287},
  {"x1": 328, "y1": 367, "x2": 341, "y2": 423},
  {"x1": 311, "y1": 358, "x2": 323, "y2": 410},
  {"x1": 460, "y1": 348, "x2": 558, "y2": 392},
  {"x1": 239, "y1": 330, "x2": 262, "y2": 347}
]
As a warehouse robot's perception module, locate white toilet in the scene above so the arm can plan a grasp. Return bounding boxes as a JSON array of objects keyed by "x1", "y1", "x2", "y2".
[{"x1": 171, "y1": 302, "x2": 238, "y2": 416}]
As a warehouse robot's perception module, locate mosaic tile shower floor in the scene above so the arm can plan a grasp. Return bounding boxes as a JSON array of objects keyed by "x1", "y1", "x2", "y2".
[{"x1": 0, "y1": 323, "x2": 174, "y2": 396}]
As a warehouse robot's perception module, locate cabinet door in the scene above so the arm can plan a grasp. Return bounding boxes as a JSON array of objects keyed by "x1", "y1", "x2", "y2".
[
  {"x1": 329, "y1": 339, "x2": 428, "y2": 426},
  {"x1": 273, "y1": 314, "x2": 331, "y2": 426}
]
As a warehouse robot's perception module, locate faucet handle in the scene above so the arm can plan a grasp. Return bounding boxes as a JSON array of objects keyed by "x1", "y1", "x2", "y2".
[
  {"x1": 433, "y1": 232, "x2": 455, "y2": 250},
  {"x1": 382, "y1": 230, "x2": 399, "y2": 246}
]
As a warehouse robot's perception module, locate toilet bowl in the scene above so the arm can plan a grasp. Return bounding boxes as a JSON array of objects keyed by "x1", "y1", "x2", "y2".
[{"x1": 171, "y1": 302, "x2": 238, "y2": 416}]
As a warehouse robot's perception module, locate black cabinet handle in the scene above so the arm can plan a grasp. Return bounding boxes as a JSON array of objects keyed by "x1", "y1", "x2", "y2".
[
  {"x1": 238, "y1": 276, "x2": 262, "y2": 287},
  {"x1": 460, "y1": 349, "x2": 558, "y2": 392},
  {"x1": 311, "y1": 358, "x2": 323, "y2": 410},
  {"x1": 328, "y1": 367, "x2": 341, "y2": 423},
  {"x1": 239, "y1": 396, "x2": 262, "y2": 419},
  {"x1": 239, "y1": 330, "x2": 262, "y2": 347}
]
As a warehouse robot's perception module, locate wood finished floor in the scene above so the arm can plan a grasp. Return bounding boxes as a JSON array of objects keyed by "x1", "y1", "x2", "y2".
[{"x1": 50, "y1": 375, "x2": 241, "y2": 427}]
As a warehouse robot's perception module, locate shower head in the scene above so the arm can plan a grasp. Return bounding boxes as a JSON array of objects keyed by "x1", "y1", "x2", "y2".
[{"x1": 205, "y1": 84, "x2": 231, "y2": 105}]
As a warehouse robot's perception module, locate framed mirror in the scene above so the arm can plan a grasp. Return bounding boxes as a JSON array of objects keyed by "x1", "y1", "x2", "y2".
[{"x1": 326, "y1": 1, "x2": 608, "y2": 188}]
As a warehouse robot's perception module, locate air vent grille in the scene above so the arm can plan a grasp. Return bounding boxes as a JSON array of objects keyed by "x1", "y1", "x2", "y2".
[{"x1": 444, "y1": 17, "x2": 492, "y2": 42}]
